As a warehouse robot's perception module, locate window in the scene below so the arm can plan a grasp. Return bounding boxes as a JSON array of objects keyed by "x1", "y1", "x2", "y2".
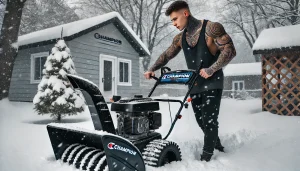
[
  {"x1": 118, "y1": 58, "x2": 131, "y2": 86},
  {"x1": 232, "y1": 80, "x2": 245, "y2": 90},
  {"x1": 31, "y1": 52, "x2": 49, "y2": 83}
]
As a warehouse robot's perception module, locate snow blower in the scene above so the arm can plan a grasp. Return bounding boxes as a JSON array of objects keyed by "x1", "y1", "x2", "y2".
[{"x1": 47, "y1": 62, "x2": 203, "y2": 171}]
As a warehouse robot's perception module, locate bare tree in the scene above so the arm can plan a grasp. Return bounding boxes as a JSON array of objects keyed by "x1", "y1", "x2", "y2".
[
  {"x1": 20, "y1": 0, "x2": 79, "y2": 35},
  {"x1": 0, "y1": 0, "x2": 27, "y2": 100},
  {"x1": 73, "y1": 0, "x2": 174, "y2": 71},
  {"x1": 259, "y1": 0, "x2": 300, "y2": 25},
  {"x1": 219, "y1": 0, "x2": 300, "y2": 62},
  {"x1": 0, "y1": 0, "x2": 5, "y2": 31}
]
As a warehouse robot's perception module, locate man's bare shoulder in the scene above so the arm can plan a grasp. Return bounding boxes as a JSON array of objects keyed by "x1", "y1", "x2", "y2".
[{"x1": 205, "y1": 21, "x2": 226, "y2": 38}]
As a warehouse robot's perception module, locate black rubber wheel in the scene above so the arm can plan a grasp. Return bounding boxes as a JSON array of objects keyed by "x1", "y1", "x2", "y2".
[{"x1": 143, "y1": 139, "x2": 182, "y2": 167}]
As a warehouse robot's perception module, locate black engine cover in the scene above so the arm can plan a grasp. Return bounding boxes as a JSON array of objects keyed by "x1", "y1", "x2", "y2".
[
  {"x1": 124, "y1": 116, "x2": 149, "y2": 135},
  {"x1": 149, "y1": 112, "x2": 161, "y2": 130},
  {"x1": 111, "y1": 99, "x2": 159, "y2": 112}
]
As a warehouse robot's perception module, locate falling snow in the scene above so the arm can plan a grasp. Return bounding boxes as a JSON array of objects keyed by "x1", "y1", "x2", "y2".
[{"x1": 11, "y1": 42, "x2": 18, "y2": 49}]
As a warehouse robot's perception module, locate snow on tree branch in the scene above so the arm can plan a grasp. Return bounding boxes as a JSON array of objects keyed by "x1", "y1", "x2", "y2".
[{"x1": 33, "y1": 39, "x2": 85, "y2": 121}]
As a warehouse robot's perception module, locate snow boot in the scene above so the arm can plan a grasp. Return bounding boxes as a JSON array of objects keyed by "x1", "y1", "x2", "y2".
[
  {"x1": 215, "y1": 145, "x2": 225, "y2": 152},
  {"x1": 200, "y1": 151, "x2": 213, "y2": 162},
  {"x1": 214, "y1": 138, "x2": 225, "y2": 152}
]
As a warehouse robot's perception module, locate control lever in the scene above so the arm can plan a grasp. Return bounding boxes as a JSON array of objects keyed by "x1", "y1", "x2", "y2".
[
  {"x1": 150, "y1": 75, "x2": 159, "y2": 80},
  {"x1": 184, "y1": 97, "x2": 192, "y2": 108},
  {"x1": 161, "y1": 66, "x2": 171, "y2": 75}
]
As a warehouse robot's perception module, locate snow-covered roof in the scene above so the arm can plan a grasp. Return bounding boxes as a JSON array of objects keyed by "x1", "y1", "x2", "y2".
[
  {"x1": 252, "y1": 24, "x2": 300, "y2": 53},
  {"x1": 223, "y1": 62, "x2": 261, "y2": 76},
  {"x1": 18, "y1": 12, "x2": 150, "y2": 56}
]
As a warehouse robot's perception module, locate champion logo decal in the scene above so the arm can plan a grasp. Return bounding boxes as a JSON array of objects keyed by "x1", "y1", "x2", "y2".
[
  {"x1": 107, "y1": 142, "x2": 115, "y2": 149},
  {"x1": 162, "y1": 73, "x2": 191, "y2": 79},
  {"x1": 107, "y1": 142, "x2": 137, "y2": 156}
]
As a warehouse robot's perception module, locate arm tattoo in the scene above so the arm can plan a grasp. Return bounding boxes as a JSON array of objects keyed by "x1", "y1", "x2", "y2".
[
  {"x1": 149, "y1": 33, "x2": 182, "y2": 72},
  {"x1": 205, "y1": 22, "x2": 236, "y2": 75}
]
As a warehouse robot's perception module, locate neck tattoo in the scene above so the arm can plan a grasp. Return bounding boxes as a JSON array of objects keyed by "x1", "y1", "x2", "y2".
[{"x1": 186, "y1": 16, "x2": 202, "y2": 35}]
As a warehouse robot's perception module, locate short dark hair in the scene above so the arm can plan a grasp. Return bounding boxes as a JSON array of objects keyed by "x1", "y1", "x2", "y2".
[{"x1": 165, "y1": 1, "x2": 189, "y2": 16}]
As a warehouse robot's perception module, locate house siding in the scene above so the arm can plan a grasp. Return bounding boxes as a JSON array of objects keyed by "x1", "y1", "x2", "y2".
[
  {"x1": 223, "y1": 75, "x2": 262, "y2": 98},
  {"x1": 9, "y1": 44, "x2": 53, "y2": 102},
  {"x1": 9, "y1": 23, "x2": 141, "y2": 102},
  {"x1": 68, "y1": 23, "x2": 140, "y2": 98}
]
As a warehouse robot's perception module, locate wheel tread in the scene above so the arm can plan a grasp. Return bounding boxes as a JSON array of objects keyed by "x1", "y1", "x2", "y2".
[{"x1": 142, "y1": 139, "x2": 181, "y2": 167}]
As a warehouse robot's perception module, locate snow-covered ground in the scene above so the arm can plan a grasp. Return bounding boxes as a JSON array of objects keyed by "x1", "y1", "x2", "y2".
[{"x1": 1, "y1": 96, "x2": 300, "y2": 171}]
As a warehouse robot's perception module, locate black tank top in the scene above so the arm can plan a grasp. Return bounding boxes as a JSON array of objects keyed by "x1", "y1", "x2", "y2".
[{"x1": 182, "y1": 19, "x2": 224, "y2": 94}]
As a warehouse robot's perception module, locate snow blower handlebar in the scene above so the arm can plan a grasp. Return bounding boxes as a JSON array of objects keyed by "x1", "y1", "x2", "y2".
[
  {"x1": 147, "y1": 62, "x2": 204, "y2": 140},
  {"x1": 148, "y1": 66, "x2": 171, "y2": 81}
]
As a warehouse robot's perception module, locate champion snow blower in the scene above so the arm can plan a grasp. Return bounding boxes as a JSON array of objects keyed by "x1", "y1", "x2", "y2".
[{"x1": 47, "y1": 63, "x2": 203, "y2": 171}]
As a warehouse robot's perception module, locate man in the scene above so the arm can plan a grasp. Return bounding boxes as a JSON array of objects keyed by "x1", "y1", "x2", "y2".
[{"x1": 144, "y1": 1, "x2": 236, "y2": 162}]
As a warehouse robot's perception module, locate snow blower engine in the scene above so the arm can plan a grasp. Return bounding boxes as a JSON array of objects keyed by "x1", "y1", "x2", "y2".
[
  {"x1": 112, "y1": 95, "x2": 161, "y2": 138},
  {"x1": 47, "y1": 64, "x2": 203, "y2": 171}
]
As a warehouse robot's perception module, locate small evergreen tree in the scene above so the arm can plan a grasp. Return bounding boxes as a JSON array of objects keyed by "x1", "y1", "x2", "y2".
[{"x1": 33, "y1": 39, "x2": 85, "y2": 121}]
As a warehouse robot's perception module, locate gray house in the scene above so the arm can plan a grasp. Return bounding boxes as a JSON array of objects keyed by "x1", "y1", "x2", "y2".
[
  {"x1": 223, "y1": 62, "x2": 262, "y2": 98},
  {"x1": 9, "y1": 12, "x2": 150, "y2": 102}
]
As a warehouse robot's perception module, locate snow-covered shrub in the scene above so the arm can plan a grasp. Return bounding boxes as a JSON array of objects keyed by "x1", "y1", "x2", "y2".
[
  {"x1": 234, "y1": 90, "x2": 254, "y2": 100},
  {"x1": 33, "y1": 39, "x2": 85, "y2": 121}
]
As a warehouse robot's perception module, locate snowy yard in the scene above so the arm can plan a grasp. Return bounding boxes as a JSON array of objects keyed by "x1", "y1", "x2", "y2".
[{"x1": 1, "y1": 97, "x2": 300, "y2": 171}]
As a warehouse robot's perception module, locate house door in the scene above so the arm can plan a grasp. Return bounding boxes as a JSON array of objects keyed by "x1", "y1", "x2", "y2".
[{"x1": 100, "y1": 54, "x2": 117, "y2": 98}]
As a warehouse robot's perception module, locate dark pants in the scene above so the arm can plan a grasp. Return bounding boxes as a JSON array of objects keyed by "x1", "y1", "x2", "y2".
[{"x1": 190, "y1": 89, "x2": 223, "y2": 154}]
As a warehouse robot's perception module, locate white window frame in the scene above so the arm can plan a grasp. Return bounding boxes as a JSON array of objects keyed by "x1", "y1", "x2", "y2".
[
  {"x1": 99, "y1": 54, "x2": 118, "y2": 97},
  {"x1": 30, "y1": 52, "x2": 49, "y2": 84},
  {"x1": 232, "y1": 80, "x2": 245, "y2": 91},
  {"x1": 118, "y1": 58, "x2": 132, "y2": 86}
]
